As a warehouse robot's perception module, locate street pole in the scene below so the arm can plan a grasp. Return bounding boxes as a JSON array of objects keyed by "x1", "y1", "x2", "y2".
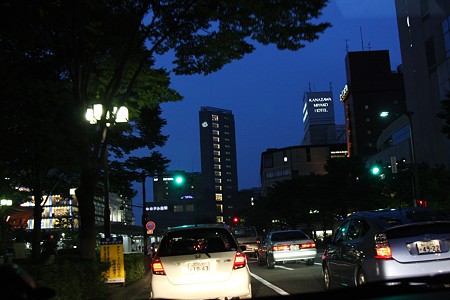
[
  {"x1": 142, "y1": 174, "x2": 148, "y2": 255},
  {"x1": 406, "y1": 111, "x2": 419, "y2": 207}
]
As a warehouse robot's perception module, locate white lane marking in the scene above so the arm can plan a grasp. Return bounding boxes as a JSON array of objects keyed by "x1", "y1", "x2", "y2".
[
  {"x1": 250, "y1": 272, "x2": 290, "y2": 296},
  {"x1": 275, "y1": 265, "x2": 295, "y2": 270}
]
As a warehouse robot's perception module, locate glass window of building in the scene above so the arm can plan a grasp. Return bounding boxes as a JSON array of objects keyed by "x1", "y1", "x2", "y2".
[{"x1": 215, "y1": 193, "x2": 223, "y2": 201}]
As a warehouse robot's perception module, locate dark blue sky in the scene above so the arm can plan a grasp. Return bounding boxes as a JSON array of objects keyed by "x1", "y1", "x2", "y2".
[{"x1": 132, "y1": 0, "x2": 402, "y2": 213}]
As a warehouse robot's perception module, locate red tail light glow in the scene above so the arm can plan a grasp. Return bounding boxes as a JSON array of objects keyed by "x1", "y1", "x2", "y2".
[
  {"x1": 272, "y1": 245, "x2": 290, "y2": 251},
  {"x1": 152, "y1": 257, "x2": 166, "y2": 275},
  {"x1": 233, "y1": 252, "x2": 247, "y2": 270},
  {"x1": 374, "y1": 233, "x2": 392, "y2": 259},
  {"x1": 301, "y1": 242, "x2": 316, "y2": 248}
]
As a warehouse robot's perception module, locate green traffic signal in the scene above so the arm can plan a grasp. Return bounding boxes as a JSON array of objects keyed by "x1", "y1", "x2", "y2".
[
  {"x1": 174, "y1": 175, "x2": 184, "y2": 185},
  {"x1": 371, "y1": 166, "x2": 380, "y2": 175}
]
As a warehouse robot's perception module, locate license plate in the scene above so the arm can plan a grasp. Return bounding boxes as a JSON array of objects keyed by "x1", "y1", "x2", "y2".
[
  {"x1": 290, "y1": 245, "x2": 299, "y2": 251},
  {"x1": 417, "y1": 240, "x2": 441, "y2": 254},
  {"x1": 187, "y1": 262, "x2": 210, "y2": 272}
]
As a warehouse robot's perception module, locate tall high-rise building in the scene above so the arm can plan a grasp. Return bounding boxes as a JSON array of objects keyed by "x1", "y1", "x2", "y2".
[
  {"x1": 340, "y1": 50, "x2": 407, "y2": 159},
  {"x1": 302, "y1": 90, "x2": 345, "y2": 145},
  {"x1": 199, "y1": 106, "x2": 239, "y2": 225},
  {"x1": 395, "y1": 0, "x2": 450, "y2": 169}
]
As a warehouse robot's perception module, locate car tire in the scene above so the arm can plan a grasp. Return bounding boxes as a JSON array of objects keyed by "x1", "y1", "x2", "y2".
[
  {"x1": 257, "y1": 253, "x2": 264, "y2": 266},
  {"x1": 323, "y1": 265, "x2": 332, "y2": 290},
  {"x1": 356, "y1": 268, "x2": 367, "y2": 286},
  {"x1": 306, "y1": 258, "x2": 315, "y2": 266},
  {"x1": 266, "y1": 255, "x2": 275, "y2": 269}
]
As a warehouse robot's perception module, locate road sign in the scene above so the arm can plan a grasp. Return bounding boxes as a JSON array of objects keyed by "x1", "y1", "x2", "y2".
[
  {"x1": 146, "y1": 221, "x2": 156, "y2": 234},
  {"x1": 391, "y1": 156, "x2": 397, "y2": 173}
]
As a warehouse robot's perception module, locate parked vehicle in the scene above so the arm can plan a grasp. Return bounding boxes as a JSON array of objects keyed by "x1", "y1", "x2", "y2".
[
  {"x1": 322, "y1": 207, "x2": 450, "y2": 290},
  {"x1": 256, "y1": 229, "x2": 317, "y2": 269},
  {"x1": 150, "y1": 223, "x2": 252, "y2": 299},
  {"x1": 232, "y1": 226, "x2": 259, "y2": 257}
]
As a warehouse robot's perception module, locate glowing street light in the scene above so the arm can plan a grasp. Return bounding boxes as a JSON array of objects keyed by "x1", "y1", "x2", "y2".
[{"x1": 86, "y1": 103, "x2": 128, "y2": 238}]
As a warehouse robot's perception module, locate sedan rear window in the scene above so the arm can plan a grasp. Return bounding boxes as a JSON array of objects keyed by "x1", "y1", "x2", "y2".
[{"x1": 271, "y1": 231, "x2": 309, "y2": 242}]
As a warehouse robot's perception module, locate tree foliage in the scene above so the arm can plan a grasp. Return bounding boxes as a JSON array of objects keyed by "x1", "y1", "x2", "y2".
[{"x1": 0, "y1": 0, "x2": 331, "y2": 260}]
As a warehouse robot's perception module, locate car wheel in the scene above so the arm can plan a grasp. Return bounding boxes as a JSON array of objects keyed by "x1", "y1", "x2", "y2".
[
  {"x1": 356, "y1": 268, "x2": 366, "y2": 286},
  {"x1": 257, "y1": 253, "x2": 264, "y2": 266},
  {"x1": 323, "y1": 265, "x2": 332, "y2": 290},
  {"x1": 266, "y1": 255, "x2": 275, "y2": 269},
  {"x1": 305, "y1": 258, "x2": 315, "y2": 266}
]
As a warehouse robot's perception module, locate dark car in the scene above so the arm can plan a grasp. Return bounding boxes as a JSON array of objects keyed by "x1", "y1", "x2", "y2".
[{"x1": 322, "y1": 207, "x2": 450, "y2": 290}]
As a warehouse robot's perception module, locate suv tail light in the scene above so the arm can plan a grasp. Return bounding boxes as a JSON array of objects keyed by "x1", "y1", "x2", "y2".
[
  {"x1": 233, "y1": 252, "x2": 247, "y2": 270},
  {"x1": 152, "y1": 257, "x2": 166, "y2": 275},
  {"x1": 374, "y1": 233, "x2": 392, "y2": 259}
]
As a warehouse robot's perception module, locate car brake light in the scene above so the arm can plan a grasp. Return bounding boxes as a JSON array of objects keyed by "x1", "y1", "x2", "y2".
[
  {"x1": 301, "y1": 242, "x2": 316, "y2": 248},
  {"x1": 152, "y1": 257, "x2": 166, "y2": 275},
  {"x1": 272, "y1": 245, "x2": 290, "y2": 251},
  {"x1": 233, "y1": 252, "x2": 247, "y2": 270},
  {"x1": 374, "y1": 233, "x2": 392, "y2": 259}
]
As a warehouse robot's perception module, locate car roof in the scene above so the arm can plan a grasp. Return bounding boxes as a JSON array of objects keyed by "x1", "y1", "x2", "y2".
[
  {"x1": 166, "y1": 223, "x2": 231, "y2": 232},
  {"x1": 350, "y1": 207, "x2": 450, "y2": 229}
]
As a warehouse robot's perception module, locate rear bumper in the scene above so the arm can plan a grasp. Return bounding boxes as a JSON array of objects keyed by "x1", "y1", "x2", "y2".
[
  {"x1": 272, "y1": 249, "x2": 317, "y2": 263},
  {"x1": 150, "y1": 269, "x2": 252, "y2": 299}
]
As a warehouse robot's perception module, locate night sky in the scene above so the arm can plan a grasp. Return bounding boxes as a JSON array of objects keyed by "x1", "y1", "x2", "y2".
[{"x1": 132, "y1": 0, "x2": 402, "y2": 215}]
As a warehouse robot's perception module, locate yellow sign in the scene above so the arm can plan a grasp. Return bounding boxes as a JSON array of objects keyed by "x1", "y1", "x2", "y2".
[{"x1": 100, "y1": 237, "x2": 125, "y2": 284}]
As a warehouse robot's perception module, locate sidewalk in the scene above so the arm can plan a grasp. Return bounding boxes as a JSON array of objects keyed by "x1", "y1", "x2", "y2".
[
  {"x1": 106, "y1": 255, "x2": 152, "y2": 300},
  {"x1": 106, "y1": 271, "x2": 151, "y2": 300}
]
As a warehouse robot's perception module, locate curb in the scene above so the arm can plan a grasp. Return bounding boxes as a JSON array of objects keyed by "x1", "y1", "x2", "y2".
[{"x1": 107, "y1": 271, "x2": 151, "y2": 300}]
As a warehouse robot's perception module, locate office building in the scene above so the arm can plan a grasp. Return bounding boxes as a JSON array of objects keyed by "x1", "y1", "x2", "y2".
[
  {"x1": 199, "y1": 106, "x2": 239, "y2": 225},
  {"x1": 340, "y1": 50, "x2": 407, "y2": 159},
  {"x1": 302, "y1": 90, "x2": 343, "y2": 145},
  {"x1": 395, "y1": 0, "x2": 450, "y2": 169},
  {"x1": 260, "y1": 145, "x2": 347, "y2": 196}
]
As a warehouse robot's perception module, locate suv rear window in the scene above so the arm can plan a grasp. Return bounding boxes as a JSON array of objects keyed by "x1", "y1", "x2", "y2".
[{"x1": 158, "y1": 228, "x2": 239, "y2": 257}]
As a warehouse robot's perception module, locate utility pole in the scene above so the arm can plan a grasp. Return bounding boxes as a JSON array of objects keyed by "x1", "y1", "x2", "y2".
[{"x1": 142, "y1": 174, "x2": 148, "y2": 255}]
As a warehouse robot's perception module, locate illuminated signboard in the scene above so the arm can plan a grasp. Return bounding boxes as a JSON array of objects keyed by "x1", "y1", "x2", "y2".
[{"x1": 303, "y1": 91, "x2": 335, "y2": 125}]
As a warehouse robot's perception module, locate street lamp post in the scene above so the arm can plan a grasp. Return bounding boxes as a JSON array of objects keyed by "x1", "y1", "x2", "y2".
[{"x1": 86, "y1": 104, "x2": 128, "y2": 238}]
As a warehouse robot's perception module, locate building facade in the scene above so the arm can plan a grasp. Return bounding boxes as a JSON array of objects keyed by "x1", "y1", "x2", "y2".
[
  {"x1": 395, "y1": 0, "x2": 450, "y2": 169},
  {"x1": 260, "y1": 144, "x2": 347, "y2": 197},
  {"x1": 302, "y1": 90, "x2": 339, "y2": 145},
  {"x1": 340, "y1": 50, "x2": 407, "y2": 159},
  {"x1": 199, "y1": 106, "x2": 239, "y2": 225}
]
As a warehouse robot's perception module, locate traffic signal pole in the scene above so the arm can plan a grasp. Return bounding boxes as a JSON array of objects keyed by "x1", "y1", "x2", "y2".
[{"x1": 142, "y1": 174, "x2": 148, "y2": 256}]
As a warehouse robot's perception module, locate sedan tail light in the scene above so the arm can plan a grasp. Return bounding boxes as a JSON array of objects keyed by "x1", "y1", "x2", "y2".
[
  {"x1": 301, "y1": 242, "x2": 316, "y2": 248},
  {"x1": 233, "y1": 252, "x2": 247, "y2": 270},
  {"x1": 151, "y1": 257, "x2": 166, "y2": 275},
  {"x1": 374, "y1": 233, "x2": 392, "y2": 259}
]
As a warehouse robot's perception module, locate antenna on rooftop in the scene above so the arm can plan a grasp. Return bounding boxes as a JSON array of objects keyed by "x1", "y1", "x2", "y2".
[{"x1": 360, "y1": 26, "x2": 364, "y2": 51}]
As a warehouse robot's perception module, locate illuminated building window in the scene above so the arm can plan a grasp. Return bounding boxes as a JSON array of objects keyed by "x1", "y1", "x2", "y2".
[
  {"x1": 173, "y1": 205, "x2": 183, "y2": 212},
  {"x1": 213, "y1": 144, "x2": 220, "y2": 149},
  {"x1": 212, "y1": 130, "x2": 219, "y2": 136},
  {"x1": 214, "y1": 164, "x2": 221, "y2": 170},
  {"x1": 365, "y1": 105, "x2": 369, "y2": 109},
  {"x1": 214, "y1": 150, "x2": 220, "y2": 156},
  {"x1": 185, "y1": 204, "x2": 194, "y2": 212},
  {"x1": 212, "y1": 123, "x2": 219, "y2": 128},
  {"x1": 212, "y1": 115, "x2": 219, "y2": 121},
  {"x1": 214, "y1": 157, "x2": 221, "y2": 163},
  {"x1": 366, "y1": 117, "x2": 370, "y2": 122},
  {"x1": 215, "y1": 178, "x2": 222, "y2": 183},
  {"x1": 215, "y1": 171, "x2": 221, "y2": 176},
  {"x1": 216, "y1": 216, "x2": 224, "y2": 223},
  {"x1": 216, "y1": 204, "x2": 223, "y2": 213},
  {"x1": 215, "y1": 193, "x2": 223, "y2": 201},
  {"x1": 213, "y1": 137, "x2": 220, "y2": 142},
  {"x1": 283, "y1": 156, "x2": 288, "y2": 162},
  {"x1": 215, "y1": 185, "x2": 222, "y2": 191}
]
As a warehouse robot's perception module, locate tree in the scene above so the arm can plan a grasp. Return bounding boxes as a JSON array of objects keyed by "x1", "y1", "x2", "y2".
[{"x1": 1, "y1": 0, "x2": 331, "y2": 260}]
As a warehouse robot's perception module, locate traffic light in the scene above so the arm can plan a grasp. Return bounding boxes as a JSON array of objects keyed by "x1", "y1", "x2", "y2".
[
  {"x1": 417, "y1": 200, "x2": 428, "y2": 207},
  {"x1": 173, "y1": 174, "x2": 185, "y2": 186},
  {"x1": 232, "y1": 217, "x2": 239, "y2": 225},
  {"x1": 370, "y1": 165, "x2": 380, "y2": 175}
]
